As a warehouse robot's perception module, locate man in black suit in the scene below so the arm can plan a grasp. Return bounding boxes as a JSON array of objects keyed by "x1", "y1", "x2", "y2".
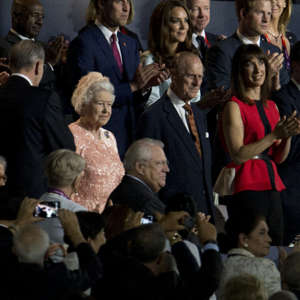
[
  {"x1": 110, "y1": 138, "x2": 168, "y2": 219},
  {"x1": 0, "y1": 0, "x2": 64, "y2": 90},
  {"x1": 205, "y1": 0, "x2": 289, "y2": 91},
  {"x1": 272, "y1": 41, "x2": 300, "y2": 245},
  {"x1": 136, "y1": 52, "x2": 214, "y2": 219},
  {"x1": 186, "y1": 0, "x2": 220, "y2": 61},
  {"x1": 0, "y1": 40, "x2": 75, "y2": 199}
]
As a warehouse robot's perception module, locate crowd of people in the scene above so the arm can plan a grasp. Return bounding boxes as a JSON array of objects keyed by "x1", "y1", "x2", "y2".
[{"x1": 1, "y1": 0, "x2": 300, "y2": 299}]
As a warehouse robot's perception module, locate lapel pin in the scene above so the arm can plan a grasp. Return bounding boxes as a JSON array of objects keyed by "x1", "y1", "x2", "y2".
[{"x1": 123, "y1": 42, "x2": 126, "y2": 47}]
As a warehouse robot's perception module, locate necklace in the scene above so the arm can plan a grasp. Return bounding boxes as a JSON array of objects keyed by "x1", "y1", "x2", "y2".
[{"x1": 267, "y1": 31, "x2": 282, "y2": 43}]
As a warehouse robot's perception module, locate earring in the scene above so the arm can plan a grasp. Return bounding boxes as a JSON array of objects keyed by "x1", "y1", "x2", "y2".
[{"x1": 244, "y1": 243, "x2": 248, "y2": 248}]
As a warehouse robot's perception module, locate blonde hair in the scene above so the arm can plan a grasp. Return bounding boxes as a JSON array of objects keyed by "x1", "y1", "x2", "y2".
[
  {"x1": 278, "y1": 0, "x2": 292, "y2": 34},
  {"x1": 71, "y1": 72, "x2": 115, "y2": 115}
]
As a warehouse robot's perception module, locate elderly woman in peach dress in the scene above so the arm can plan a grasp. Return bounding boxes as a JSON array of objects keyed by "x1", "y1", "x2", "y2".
[{"x1": 69, "y1": 72, "x2": 124, "y2": 213}]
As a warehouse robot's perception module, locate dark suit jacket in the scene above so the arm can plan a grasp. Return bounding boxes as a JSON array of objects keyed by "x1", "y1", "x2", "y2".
[
  {"x1": 67, "y1": 24, "x2": 140, "y2": 157},
  {"x1": 0, "y1": 75, "x2": 75, "y2": 198},
  {"x1": 0, "y1": 30, "x2": 57, "y2": 90},
  {"x1": 136, "y1": 94, "x2": 214, "y2": 217},
  {"x1": 109, "y1": 175, "x2": 166, "y2": 216},
  {"x1": 205, "y1": 32, "x2": 290, "y2": 91},
  {"x1": 272, "y1": 80, "x2": 300, "y2": 244}
]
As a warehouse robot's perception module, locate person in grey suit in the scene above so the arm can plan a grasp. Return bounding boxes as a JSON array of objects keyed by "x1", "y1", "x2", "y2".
[
  {"x1": 110, "y1": 138, "x2": 168, "y2": 219},
  {"x1": 136, "y1": 52, "x2": 214, "y2": 219},
  {"x1": 205, "y1": 0, "x2": 289, "y2": 92}
]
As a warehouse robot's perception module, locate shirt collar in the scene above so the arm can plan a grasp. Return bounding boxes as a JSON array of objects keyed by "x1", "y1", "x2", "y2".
[
  {"x1": 95, "y1": 19, "x2": 119, "y2": 42},
  {"x1": 167, "y1": 88, "x2": 191, "y2": 106},
  {"x1": 11, "y1": 73, "x2": 33, "y2": 86},
  {"x1": 10, "y1": 28, "x2": 34, "y2": 41},
  {"x1": 236, "y1": 29, "x2": 260, "y2": 46},
  {"x1": 291, "y1": 78, "x2": 300, "y2": 91}
]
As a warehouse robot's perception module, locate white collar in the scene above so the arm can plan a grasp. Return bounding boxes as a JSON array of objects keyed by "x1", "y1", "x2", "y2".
[
  {"x1": 291, "y1": 78, "x2": 300, "y2": 91},
  {"x1": 236, "y1": 29, "x2": 260, "y2": 46},
  {"x1": 10, "y1": 28, "x2": 34, "y2": 41},
  {"x1": 95, "y1": 19, "x2": 119, "y2": 42},
  {"x1": 167, "y1": 88, "x2": 191, "y2": 106},
  {"x1": 11, "y1": 73, "x2": 33, "y2": 86}
]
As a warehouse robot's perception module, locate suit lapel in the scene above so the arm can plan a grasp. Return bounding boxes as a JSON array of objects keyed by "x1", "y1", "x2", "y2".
[
  {"x1": 5, "y1": 31, "x2": 21, "y2": 45},
  {"x1": 163, "y1": 96, "x2": 203, "y2": 167},
  {"x1": 93, "y1": 25, "x2": 123, "y2": 80},
  {"x1": 287, "y1": 81, "x2": 300, "y2": 110},
  {"x1": 118, "y1": 32, "x2": 131, "y2": 79}
]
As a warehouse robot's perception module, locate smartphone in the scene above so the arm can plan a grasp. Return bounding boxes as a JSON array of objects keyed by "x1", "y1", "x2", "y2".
[
  {"x1": 140, "y1": 215, "x2": 154, "y2": 224},
  {"x1": 34, "y1": 201, "x2": 60, "y2": 218}
]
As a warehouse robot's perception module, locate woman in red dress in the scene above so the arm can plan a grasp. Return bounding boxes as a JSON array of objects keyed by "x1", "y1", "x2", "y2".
[{"x1": 220, "y1": 44, "x2": 300, "y2": 245}]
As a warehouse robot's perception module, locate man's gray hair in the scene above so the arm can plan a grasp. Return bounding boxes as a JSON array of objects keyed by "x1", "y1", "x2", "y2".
[
  {"x1": 124, "y1": 138, "x2": 164, "y2": 172},
  {"x1": 45, "y1": 149, "x2": 86, "y2": 188},
  {"x1": 13, "y1": 224, "x2": 50, "y2": 266},
  {"x1": 282, "y1": 251, "x2": 300, "y2": 291},
  {"x1": 269, "y1": 291, "x2": 298, "y2": 300},
  {"x1": 0, "y1": 156, "x2": 7, "y2": 170},
  {"x1": 71, "y1": 72, "x2": 115, "y2": 116},
  {"x1": 172, "y1": 51, "x2": 203, "y2": 74},
  {"x1": 9, "y1": 40, "x2": 45, "y2": 72}
]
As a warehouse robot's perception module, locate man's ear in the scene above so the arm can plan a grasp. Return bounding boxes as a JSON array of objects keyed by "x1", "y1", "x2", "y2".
[
  {"x1": 240, "y1": 8, "x2": 246, "y2": 20},
  {"x1": 238, "y1": 232, "x2": 248, "y2": 247},
  {"x1": 135, "y1": 161, "x2": 145, "y2": 175},
  {"x1": 34, "y1": 61, "x2": 40, "y2": 76}
]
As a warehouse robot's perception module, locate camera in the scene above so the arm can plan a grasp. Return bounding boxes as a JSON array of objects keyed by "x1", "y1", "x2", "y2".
[
  {"x1": 140, "y1": 215, "x2": 154, "y2": 224},
  {"x1": 34, "y1": 201, "x2": 60, "y2": 218}
]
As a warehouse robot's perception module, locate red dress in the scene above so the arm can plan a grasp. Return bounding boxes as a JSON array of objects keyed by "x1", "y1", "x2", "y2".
[{"x1": 220, "y1": 96, "x2": 285, "y2": 194}]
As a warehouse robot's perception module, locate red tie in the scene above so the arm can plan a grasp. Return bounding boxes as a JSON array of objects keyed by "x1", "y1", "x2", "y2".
[
  {"x1": 110, "y1": 33, "x2": 123, "y2": 74},
  {"x1": 184, "y1": 103, "x2": 202, "y2": 157}
]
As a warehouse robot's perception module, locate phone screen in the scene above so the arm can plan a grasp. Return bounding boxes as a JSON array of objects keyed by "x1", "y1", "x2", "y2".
[{"x1": 34, "y1": 201, "x2": 60, "y2": 218}]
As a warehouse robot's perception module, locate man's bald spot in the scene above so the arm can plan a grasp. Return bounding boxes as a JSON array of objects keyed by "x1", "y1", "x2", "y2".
[
  {"x1": 173, "y1": 51, "x2": 203, "y2": 74},
  {"x1": 12, "y1": 0, "x2": 42, "y2": 12}
]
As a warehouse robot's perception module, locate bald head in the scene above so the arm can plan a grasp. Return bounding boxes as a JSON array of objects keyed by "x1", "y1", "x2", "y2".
[
  {"x1": 171, "y1": 51, "x2": 203, "y2": 102},
  {"x1": 11, "y1": 0, "x2": 44, "y2": 39}
]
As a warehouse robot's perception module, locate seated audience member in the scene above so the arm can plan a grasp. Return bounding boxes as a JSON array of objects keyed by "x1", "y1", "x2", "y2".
[
  {"x1": 269, "y1": 291, "x2": 298, "y2": 300},
  {"x1": 142, "y1": 0, "x2": 197, "y2": 107},
  {"x1": 272, "y1": 41, "x2": 300, "y2": 245},
  {"x1": 263, "y1": 0, "x2": 297, "y2": 71},
  {"x1": 109, "y1": 138, "x2": 168, "y2": 219},
  {"x1": 69, "y1": 72, "x2": 125, "y2": 213},
  {"x1": 37, "y1": 149, "x2": 87, "y2": 247},
  {"x1": 0, "y1": 40, "x2": 75, "y2": 199},
  {"x1": 218, "y1": 44, "x2": 300, "y2": 245},
  {"x1": 137, "y1": 51, "x2": 215, "y2": 218},
  {"x1": 0, "y1": 0, "x2": 65, "y2": 90},
  {"x1": 67, "y1": 0, "x2": 165, "y2": 158},
  {"x1": 205, "y1": 0, "x2": 289, "y2": 91},
  {"x1": 219, "y1": 213, "x2": 281, "y2": 297},
  {"x1": 0, "y1": 200, "x2": 103, "y2": 300},
  {"x1": 94, "y1": 218, "x2": 222, "y2": 300},
  {"x1": 282, "y1": 251, "x2": 300, "y2": 299},
  {"x1": 221, "y1": 274, "x2": 268, "y2": 300},
  {"x1": 84, "y1": 0, "x2": 143, "y2": 53}
]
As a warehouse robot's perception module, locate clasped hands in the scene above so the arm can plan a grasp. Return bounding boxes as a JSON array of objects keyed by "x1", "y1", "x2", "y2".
[{"x1": 273, "y1": 110, "x2": 300, "y2": 139}]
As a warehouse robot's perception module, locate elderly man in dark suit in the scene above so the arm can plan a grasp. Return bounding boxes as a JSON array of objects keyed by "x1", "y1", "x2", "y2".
[
  {"x1": 272, "y1": 41, "x2": 300, "y2": 245},
  {"x1": 0, "y1": 0, "x2": 64, "y2": 90},
  {"x1": 0, "y1": 40, "x2": 75, "y2": 199},
  {"x1": 110, "y1": 138, "x2": 168, "y2": 219},
  {"x1": 205, "y1": 0, "x2": 289, "y2": 92},
  {"x1": 136, "y1": 52, "x2": 214, "y2": 219},
  {"x1": 67, "y1": 0, "x2": 164, "y2": 158}
]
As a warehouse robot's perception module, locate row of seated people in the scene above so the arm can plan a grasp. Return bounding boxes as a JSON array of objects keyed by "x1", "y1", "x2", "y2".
[{"x1": 0, "y1": 0, "x2": 300, "y2": 247}]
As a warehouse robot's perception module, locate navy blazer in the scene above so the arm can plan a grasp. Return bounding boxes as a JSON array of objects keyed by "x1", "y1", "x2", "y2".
[
  {"x1": 0, "y1": 76, "x2": 75, "y2": 198},
  {"x1": 205, "y1": 33, "x2": 290, "y2": 91},
  {"x1": 67, "y1": 24, "x2": 140, "y2": 157},
  {"x1": 136, "y1": 94, "x2": 214, "y2": 217}
]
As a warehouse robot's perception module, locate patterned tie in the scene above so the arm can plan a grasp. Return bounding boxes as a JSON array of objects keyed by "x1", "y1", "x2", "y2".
[
  {"x1": 184, "y1": 103, "x2": 202, "y2": 157},
  {"x1": 110, "y1": 33, "x2": 123, "y2": 74}
]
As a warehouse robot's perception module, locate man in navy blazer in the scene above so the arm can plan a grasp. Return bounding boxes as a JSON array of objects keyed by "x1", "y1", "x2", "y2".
[
  {"x1": 205, "y1": 0, "x2": 289, "y2": 92},
  {"x1": 67, "y1": 0, "x2": 162, "y2": 158},
  {"x1": 136, "y1": 52, "x2": 214, "y2": 219}
]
